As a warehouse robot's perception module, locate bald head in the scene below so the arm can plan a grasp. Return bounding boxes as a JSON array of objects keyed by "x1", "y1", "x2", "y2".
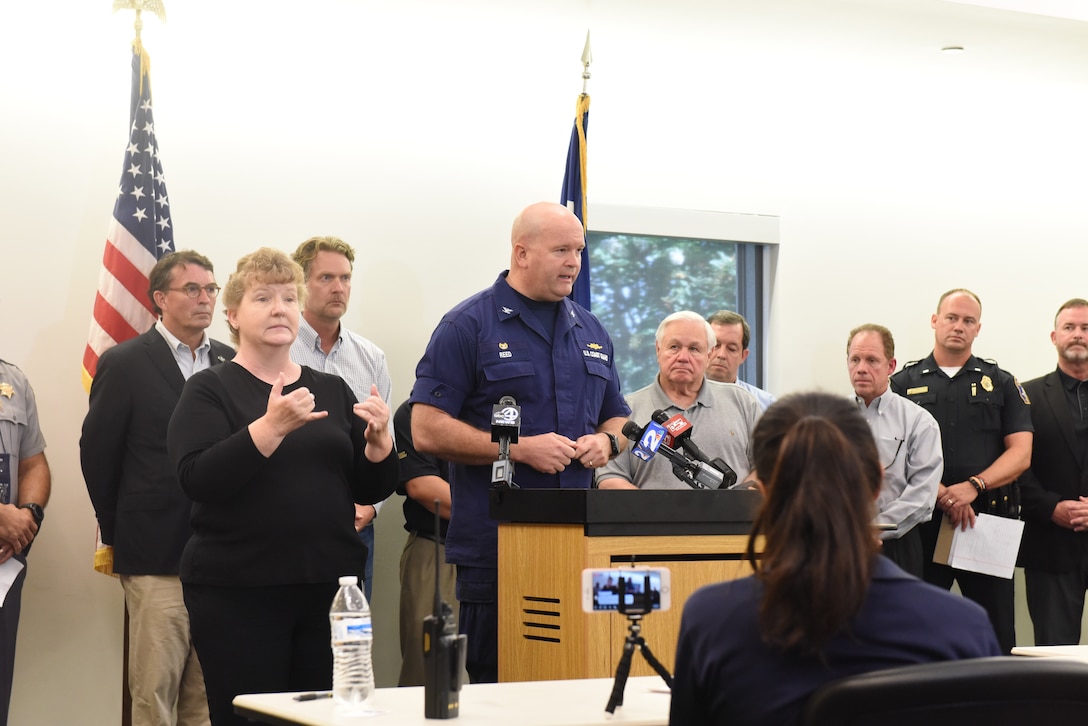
[
  {"x1": 506, "y1": 202, "x2": 585, "y2": 302},
  {"x1": 511, "y1": 202, "x2": 582, "y2": 247}
]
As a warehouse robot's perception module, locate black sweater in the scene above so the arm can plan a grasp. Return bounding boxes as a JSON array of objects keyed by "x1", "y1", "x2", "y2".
[{"x1": 167, "y1": 363, "x2": 398, "y2": 586}]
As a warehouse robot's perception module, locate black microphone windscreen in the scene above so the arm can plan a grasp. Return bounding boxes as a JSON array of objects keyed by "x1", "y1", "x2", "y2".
[
  {"x1": 651, "y1": 410, "x2": 669, "y2": 424},
  {"x1": 621, "y1": 421, "x2": 643, "y2": 441}
]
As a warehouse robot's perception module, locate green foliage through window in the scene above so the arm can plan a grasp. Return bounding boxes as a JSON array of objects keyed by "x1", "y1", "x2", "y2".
[{"x1": 589, "y1": 232, "x2": 739, "y2": 393}]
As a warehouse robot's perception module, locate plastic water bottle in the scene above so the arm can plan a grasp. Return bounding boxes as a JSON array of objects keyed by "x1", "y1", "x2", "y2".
[{"x1": 330, "y1": 575, "x2": 374, "y2": 710}]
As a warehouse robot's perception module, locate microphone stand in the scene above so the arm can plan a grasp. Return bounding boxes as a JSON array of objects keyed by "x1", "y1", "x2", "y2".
[
  {"x1": 491, "y1": 430, "x2": 518, "y2": 488},
  {"x1": 669, "y1": 462, "x2": 703, "y2": 490}
]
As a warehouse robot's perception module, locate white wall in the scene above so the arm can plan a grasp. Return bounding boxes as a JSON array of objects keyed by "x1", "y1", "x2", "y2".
[{"x1": 3, "y1": 0, "x2": 1087, "y2": 722}]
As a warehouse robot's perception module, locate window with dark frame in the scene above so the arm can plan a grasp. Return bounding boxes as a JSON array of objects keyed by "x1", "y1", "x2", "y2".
[{"x1": 588, "y1": 231, "x2": 767, "y2": 394}]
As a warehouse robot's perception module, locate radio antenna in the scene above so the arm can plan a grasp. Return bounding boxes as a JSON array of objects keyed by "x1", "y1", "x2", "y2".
[{"x1": 433, "y1": 499, "x2": 442, "y2": 615}]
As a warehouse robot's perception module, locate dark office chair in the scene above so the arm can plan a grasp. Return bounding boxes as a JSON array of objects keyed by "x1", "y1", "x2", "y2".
[{"x1": 801, "y1": 656, "x2": 1088, "y2": 726}]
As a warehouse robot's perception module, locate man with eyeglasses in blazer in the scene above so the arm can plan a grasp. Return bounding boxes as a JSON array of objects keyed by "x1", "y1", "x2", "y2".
[
  {"x1": 848, "y1": 323, "x2": 943, "y2": 579},
  {"x1": 82, "y1": 250, "x2": 234, "y2": 726}
]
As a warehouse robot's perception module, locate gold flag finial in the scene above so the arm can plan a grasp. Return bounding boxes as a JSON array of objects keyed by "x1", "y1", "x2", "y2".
[
  {"x1": 113, "y1": 0, "x2": 167, "y2": 47},
  {"x1": 113, "y1": 0, "x2": 166, "y2": 86}
]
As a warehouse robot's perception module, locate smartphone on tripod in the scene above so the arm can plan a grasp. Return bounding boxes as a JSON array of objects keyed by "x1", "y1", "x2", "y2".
[{"x1": 581, "y1": 568, "x2": 671, "y2": 614}]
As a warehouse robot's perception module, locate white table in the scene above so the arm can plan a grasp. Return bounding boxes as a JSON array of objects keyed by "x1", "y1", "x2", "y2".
[
  {"x1": 233, "y1": 676, "x2": 670, "y2": 726},
  {"x1": 1011, "y1": 644, "x2": 1088, "y2": 661}
]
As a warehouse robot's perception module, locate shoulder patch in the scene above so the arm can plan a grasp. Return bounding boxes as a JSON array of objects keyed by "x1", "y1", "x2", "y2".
[{"x1": 1015, "y1": 377, "x2": 1030, "y2": 405}]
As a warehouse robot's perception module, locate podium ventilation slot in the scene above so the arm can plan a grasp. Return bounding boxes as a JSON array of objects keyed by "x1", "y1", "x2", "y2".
[
  {"x1": 520, "y1": 595, "x2": 563, "y2": 643},
  {"x1": 523, "y1": 634, "x2": 561, "y2": 643}
]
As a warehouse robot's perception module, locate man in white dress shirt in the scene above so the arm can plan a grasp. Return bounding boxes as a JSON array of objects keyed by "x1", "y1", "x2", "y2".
[
  {"x1": 291, "y1": 236, "x2": 393, "y2": 601},
  {"x1": 705, "y1": 310, "x2": 775, "y2": 411},
  {"x1": 847, "y1": 323, "x2": 943, "y2": 578}
]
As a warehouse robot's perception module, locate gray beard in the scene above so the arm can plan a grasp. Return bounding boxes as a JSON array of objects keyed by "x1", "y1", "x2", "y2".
[{"x1": 1060, "y1": 345, "x2": 1088, "y2": 364}]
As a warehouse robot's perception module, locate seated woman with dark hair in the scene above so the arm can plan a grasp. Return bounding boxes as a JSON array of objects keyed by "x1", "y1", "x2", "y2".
[{"x1": 669, "y1": 392, "x2": 1000, "y2": 726}]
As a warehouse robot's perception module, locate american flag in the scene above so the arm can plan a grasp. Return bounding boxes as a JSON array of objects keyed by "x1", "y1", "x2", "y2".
[
  {"x1": 81, "y1": 47, "x2": 173, "y2": 393},
  {"x1": 561, "y1": 93, "x2": 590, "y2": 309}
]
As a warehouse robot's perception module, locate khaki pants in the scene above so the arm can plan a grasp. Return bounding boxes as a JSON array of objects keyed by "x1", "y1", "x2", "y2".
[
  {"x1": 398, "y1": 532, "x2": 463, "y2": 687},
  {"x1": 120, "y1": 575, "x2": 209, "y2": 726}
]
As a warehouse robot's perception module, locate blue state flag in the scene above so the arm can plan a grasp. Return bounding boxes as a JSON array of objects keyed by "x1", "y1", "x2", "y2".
[{"x1": 560, "y1": 94, "x2": 591, "y2": 309}]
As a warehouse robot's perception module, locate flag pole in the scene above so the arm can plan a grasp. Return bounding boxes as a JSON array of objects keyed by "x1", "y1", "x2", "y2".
[
  {"x1": 89, "y1": 0, "x2": 170, "y2": 579},
  {"x1": 94, "y1": 4, "x2": 171, "y2": 721},
  {"x1": 576, "y1": 30, "x2": 592, "y2": 230},
  {"x1": 563, "y1": 30, "x2": 593, "y2": 308}
]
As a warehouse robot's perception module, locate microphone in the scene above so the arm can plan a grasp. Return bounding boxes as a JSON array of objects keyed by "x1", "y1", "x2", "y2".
[
  {"x1": 626, "y1": 419, "x2": 667, "y2": 462},
  {"x1": 491, "y1": 396, "x2": 520, "y2": 488},
  {"x1": 652, "y1": 410, "x2": 738, "y2": 489},
  {"x1": 491, "y1": 396, "x2": 521, "y2": 444},
  {"x1": 621, "y1": 421, "x2": 723, "y2": 490}
]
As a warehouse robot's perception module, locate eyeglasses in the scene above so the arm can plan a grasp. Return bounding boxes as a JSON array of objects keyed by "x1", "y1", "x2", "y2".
[
  {"x1": 167, "y1": 284, "x2": 221, "y2": 298},
  {"x1": 881, "y1": 437, "x2": 905, "y2": 469}
]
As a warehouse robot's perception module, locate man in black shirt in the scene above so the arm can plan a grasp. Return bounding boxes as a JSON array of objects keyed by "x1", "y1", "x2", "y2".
[
  {"x1": 890, "y1": 288, "x2": 1032, "y2": 652},
  {"x1": 1019, "y1": 298, "x2": 1088, "y2": 645},
  {"x1": 393, "y1": 399, "x2": 460, "y2": 686}
]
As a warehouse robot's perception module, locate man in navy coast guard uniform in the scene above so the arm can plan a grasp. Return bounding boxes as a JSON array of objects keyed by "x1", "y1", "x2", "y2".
[
  {"x1": 890, "y1": 288, "x2": 1033, "y2": 652},
  {"x1": 410, "y1": 201, "x2": 631, "y2": 683}
]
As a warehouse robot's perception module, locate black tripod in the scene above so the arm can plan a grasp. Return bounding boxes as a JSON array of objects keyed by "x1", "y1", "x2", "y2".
[{"x1": 604, "y1": 613, "x2": 673, "y2": 714}]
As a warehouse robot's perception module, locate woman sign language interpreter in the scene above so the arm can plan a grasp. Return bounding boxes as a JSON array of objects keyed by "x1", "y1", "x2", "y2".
[{"x1": 168, "y1": 247, "x2": 397, "y2": 726}]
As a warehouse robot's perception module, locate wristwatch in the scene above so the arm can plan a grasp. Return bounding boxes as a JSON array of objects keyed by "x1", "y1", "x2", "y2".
[
  {"x1": 19, "y1": 503, "x2": 44, "y2": 526},
  {"x1": 604, "y1": 432, "x2": 620, "y2": 459}
]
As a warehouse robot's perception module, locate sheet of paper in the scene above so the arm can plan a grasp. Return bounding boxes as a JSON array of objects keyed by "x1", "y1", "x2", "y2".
[
  {"x1": 0, "y1": 558, "x2": 24, "y2": 606},
  {"x1": 943, "y1": 513, "x2": 1024, "y2": 579}
]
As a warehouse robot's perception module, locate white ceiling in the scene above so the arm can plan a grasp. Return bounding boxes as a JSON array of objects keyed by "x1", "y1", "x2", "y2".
[
  {"x1": 943, "y1": 0, "x2": 1088, "y2": 23},
  {"x1": 727, "y1": 0, "x2": 1088, "y2": 87}
]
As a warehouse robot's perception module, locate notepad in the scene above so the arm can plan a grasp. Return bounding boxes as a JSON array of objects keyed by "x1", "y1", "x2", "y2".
[{"x1": 932, "y1": 513, "x2": 1024, "y2": 579}]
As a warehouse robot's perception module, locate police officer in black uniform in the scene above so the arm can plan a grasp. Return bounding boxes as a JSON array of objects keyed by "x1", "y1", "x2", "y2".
[
  {"x1": 890, "y1": 288, "x2": 1033, "y2": 653},
  {"x1": 392, "y1": 399, "x2": 459, "y2": 687}
]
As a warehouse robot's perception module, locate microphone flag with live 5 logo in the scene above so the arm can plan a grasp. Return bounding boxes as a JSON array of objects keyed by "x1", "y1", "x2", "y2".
[{"x1": 659, "y1": 411, "x2": 693, "y2": 448}]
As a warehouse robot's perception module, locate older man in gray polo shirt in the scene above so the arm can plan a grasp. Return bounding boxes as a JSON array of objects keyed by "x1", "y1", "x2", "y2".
[{"x1": 597, "y1": 311, "x2": 760, "y2": 490}]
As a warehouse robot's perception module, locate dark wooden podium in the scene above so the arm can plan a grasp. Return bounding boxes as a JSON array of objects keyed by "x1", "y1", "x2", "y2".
[{"x1": 490, "y1": 487, "x2": 760, "y2": 682}]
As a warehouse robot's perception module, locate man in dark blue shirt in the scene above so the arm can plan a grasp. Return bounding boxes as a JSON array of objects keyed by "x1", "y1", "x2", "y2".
[{"x1": 410, "y1": 202, "x2": 630, "y2": 682}]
